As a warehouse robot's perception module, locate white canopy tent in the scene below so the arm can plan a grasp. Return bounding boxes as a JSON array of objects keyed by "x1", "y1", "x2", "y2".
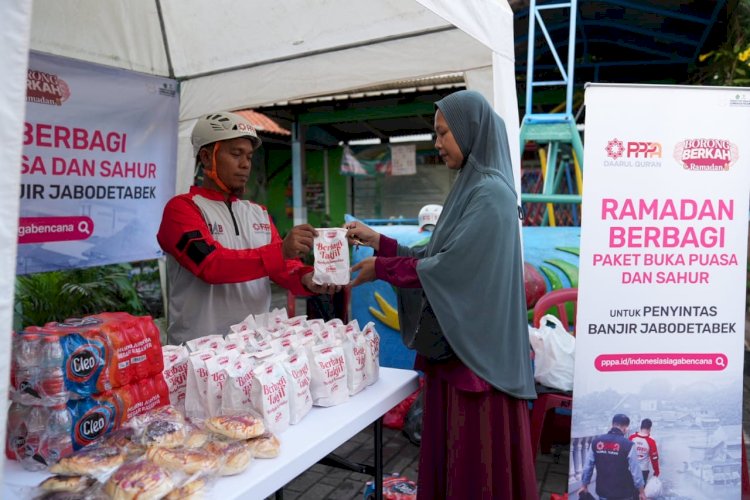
[{"x1": 0, "y1": 0, "x2": 520, "y2": 479}]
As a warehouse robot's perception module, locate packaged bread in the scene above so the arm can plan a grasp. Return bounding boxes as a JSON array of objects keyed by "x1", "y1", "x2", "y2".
[
  {"x1": 146, "y1": 446, "x2": 220, "y2": 475},
  {"x1": 183, "y1": 423, "x2": 210, "y2": 449},
  {"x1": 96, "y1": 427, "x2": 145, "y2": 457},
  {"x1": 38, "y1": 475, "x2": 95, "y2": 493},
  {"x1": 247, "y1": 432, "x2": 281, "y2": 459},
  {"x1": 104, "y1": 459, "x2": 173, "y2": 500},
  {"x1": 204, "y1": 413, "x2": 265, "y2": 440},
  {"x1": 49, "y1": 445, "x2": 125, "y2": 476},
  {"x1": 205, "y1": 440, "x2": 253, "y2": 476},
  {"x1": 140, "y1": 418, "x2": 187, "y2": 448},
  {"x1": 165, "y1": 476, "x2": 208, "y2": 500}
]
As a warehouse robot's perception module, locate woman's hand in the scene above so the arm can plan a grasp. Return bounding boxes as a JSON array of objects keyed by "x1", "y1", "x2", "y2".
[
  {"x1": 301, "y1": 272, "x2": 341, "y2": 295},
  {"x1": 349, "y1": 257, "x2": 377, "y2": 287},
  {"x1": 344, "y1": 222, "x2": 381, "y2": 252}
]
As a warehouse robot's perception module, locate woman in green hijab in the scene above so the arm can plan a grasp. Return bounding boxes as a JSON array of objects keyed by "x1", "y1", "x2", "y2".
[{"x1": 347, "y1": 90, "x2": 538, "y2": 499}]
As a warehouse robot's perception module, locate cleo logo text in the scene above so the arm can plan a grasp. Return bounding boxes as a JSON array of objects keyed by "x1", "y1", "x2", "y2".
[{"x1": 66, "y1": 344, "x2": 102, "y2": 382}]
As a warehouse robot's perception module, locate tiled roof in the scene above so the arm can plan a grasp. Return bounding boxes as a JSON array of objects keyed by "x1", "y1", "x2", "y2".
[{"x1": 234, "y1": 109, "x2": 291, "y2": 136}]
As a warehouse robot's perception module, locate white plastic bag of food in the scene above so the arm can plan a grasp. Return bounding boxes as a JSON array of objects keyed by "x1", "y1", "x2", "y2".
[
  {"x1": 280, "y1": 350, "x2": 312, "y2": 424},
  {"x1": 184, "y1": 349, "x2": 215, "y2": 419},
  {"x1": 644, "y1": 475, "x2": 662, "y2": 498},
  {"x1": 341, "y1": 323, "x2": 367, "y2": 395},
  {"x1": 185, "y1": 334, "x2": 225, "y2": 353},
  {"x1": 250, "y1": 357, "x2": 291, "y2": 433},
  {"x1": 362, "y1": 322, "x2": 380, "y2": 386},
  {"x1": 221, "y1": 354, "x2": 257, "y2": 415},
  {"x1": 162, "y1": 345, "x2": 190, "y2": 412},
  {"x1": 205, "y1": 352, "x2": 240, "y2": 417},
  {"x1": 312, "y1": 228, "x2": 350, "y2": 285},
  {"x1": 528, "y1": 314, "x2": 575, "y2": 391},
  {"x1": 309, "y1": 344, "x2": 348, "y2": 407}
]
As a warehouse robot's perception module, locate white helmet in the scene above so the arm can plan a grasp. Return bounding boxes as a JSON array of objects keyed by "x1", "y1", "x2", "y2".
[
  {"x1": 191, "y1": 112, "x2": 262, "y2": 157},
  {"x1": 418, "y1": 204, "x2": 443, "y2": 232}
]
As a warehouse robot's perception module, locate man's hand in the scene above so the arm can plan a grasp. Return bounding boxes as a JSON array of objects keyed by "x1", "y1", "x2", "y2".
[
  {"x1": 578, "y1": 486, "x2": 588, "y2": 494},
  {"x1": 638, "y1": 488, "x2": 646, "y2": 500},
  {"x1": 344, "y1": 222, "x2": 381, "y2": 252},
  {"x1": 283, "y1": 224, "x2": 317, "y2": 259},
  {"x1": 349, "y1": 257, "x2": 377, "y2": 287},
  {"x1": 301, "y1": 272, "x2": 341, "y2": 295}
]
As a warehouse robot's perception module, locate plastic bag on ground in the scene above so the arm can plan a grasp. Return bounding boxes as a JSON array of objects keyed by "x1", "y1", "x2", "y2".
[{"x1": 528, "y1": 314, "x2": 575, "y2": 391}]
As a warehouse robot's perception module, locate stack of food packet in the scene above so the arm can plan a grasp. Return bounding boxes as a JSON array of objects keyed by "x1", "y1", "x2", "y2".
[
  {"x1": 32, "y1": 404, "x2": 280, "y2": 499},
  {"x1": 7, "y1": 313, "x2": 169, "y2": 471},
  {"x1": 162, "y1": 308, "x2": 381, "y2": 435}
]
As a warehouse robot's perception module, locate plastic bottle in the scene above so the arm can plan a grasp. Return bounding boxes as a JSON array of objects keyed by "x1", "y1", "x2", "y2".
[
  {"x1": 21, "y1": 405, "x2": 48, "y2": 471},
  {"x1": 47, "y1": 404, "x2": 72, "y2": 434},
  {"x1": 6, "y1": 402, "x2": 29, "y2": 460},
  {"x1": 39, "y1": 366, "x2": 67, "y2": 406},
  {"x1": 45, "y1": 404, "x2": 73, "y2": 464},
  {"x1": 41, "y1": 334, "x2": 64, "y2": 369},
  {"x1": 16, "y1": 333, "x2": 41, "y2": 368}
]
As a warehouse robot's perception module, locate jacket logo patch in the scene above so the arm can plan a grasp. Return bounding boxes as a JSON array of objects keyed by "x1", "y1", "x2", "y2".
[
  {"x1": 208, "y1": 222, "x2": 224, "y2": 235},
  {"x1": 252, "y1": 222, "x2": 271, "y2": 232}
]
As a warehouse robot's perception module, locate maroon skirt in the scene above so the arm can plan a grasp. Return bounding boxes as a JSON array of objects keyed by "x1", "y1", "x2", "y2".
[{"x1": 415, "y1": 355, "x2": 539, "y2": 500}]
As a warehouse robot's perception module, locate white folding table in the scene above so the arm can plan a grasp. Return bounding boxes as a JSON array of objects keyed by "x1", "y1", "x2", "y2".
[{"x1": 2, "y1": 367, "x2": 420, "y2": 500}]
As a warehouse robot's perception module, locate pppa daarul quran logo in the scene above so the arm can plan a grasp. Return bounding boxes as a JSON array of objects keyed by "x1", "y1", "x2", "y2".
[
  {"x1": 604, "y1": 138, "x2": 662, "y2": 167},
  {"x1": 26, "y1": 69, "x2": 71, "y2": 106},
  {"x1": 673, "y1": 138, "x2": 738, "y2": 171}
]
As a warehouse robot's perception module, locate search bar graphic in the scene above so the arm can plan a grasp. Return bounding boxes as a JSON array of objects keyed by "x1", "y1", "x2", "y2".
[
  {"x1": 18, "y1": 216, "x2": 95, "y2": 244},
  {"x1": 595, "y1": 353, "x2": 728, "y2": 372}
]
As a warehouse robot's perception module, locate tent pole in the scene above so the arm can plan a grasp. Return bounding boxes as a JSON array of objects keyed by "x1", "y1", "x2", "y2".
[{"x1": 291, "y1": 121, "x2": 307, "y2": 226}]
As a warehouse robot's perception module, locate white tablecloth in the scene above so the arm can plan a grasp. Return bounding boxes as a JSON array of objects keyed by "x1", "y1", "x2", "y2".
[{"x1": 2, "y1": 367, "x2": 419, "y2": 499}]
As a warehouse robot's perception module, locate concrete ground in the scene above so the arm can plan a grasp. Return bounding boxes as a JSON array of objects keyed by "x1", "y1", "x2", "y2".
[
  {"x1": 266, "y1": 291, "x2": 750, "y2": 499},
  {"x1": 268, "y1": 378, "x2": 749, "y2": 500}
]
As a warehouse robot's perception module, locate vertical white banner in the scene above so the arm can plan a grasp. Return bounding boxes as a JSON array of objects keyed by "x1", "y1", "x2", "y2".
[
  {"x1": 570, "y1": 84, "x2": 750, "y2": 499},
  {"x1": 17, "y1": 51, "x2": 178, "y2": 274}
]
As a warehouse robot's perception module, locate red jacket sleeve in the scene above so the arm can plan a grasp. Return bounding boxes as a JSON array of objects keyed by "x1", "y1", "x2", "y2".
[
  {"x1": 647, "y1": 436, "x2": 660, "y2": 476},
  {"x1": 157, "y1": 195, "x2": 309, "y2": 288},
  {"x1": 267, "y1": 221, "x2": 314, "y2": 297}
]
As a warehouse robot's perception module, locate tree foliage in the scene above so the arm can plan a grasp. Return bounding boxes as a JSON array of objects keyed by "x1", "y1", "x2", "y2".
[
  {"x1": 14, "y1": 263, "x2": 146, "y2": 329},
  {"x1": 693, "y1": 0, "x2": 750, "y2": 86}
]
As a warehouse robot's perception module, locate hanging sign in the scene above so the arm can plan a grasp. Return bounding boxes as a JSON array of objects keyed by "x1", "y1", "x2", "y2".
[{"x1": 18, "y1": 51, "x2": 178, "y2": 274}]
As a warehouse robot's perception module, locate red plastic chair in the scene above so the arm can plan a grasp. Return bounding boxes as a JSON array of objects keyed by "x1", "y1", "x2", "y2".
[{"x1": 529, "y1": 288, "x2": 578, "y2": 457}]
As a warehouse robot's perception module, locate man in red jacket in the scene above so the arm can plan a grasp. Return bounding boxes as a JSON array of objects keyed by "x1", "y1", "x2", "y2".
[
  {"x1": 158, "y1": 111, "x2": 339, "y2": 344},
  {"x1": 629, "y1": 418, "x2": 660, "y2": 484}
]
